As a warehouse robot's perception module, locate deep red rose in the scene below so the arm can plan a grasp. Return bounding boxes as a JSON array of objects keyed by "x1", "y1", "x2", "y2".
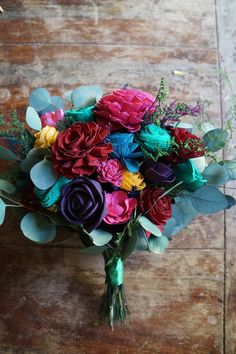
[
  {"x1": 139, "y1": 188, "x2": 172, "y2": 226},
  {"x1": 168, "y1": 127, "x2": 205, "y2": 163},
  {"x1": 52, "y1": 122, "x2": 113, "y2": 178}
]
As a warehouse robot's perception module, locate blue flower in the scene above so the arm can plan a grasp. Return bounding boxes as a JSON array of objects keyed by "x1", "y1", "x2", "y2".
[{"x1": 107, "y1": 132, "x2": 143, "y2": 172}]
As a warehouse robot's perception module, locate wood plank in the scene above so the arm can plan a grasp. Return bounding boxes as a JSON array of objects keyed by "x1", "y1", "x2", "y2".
[
  {"x1": 216, "y1": 0, "x2": 236, "y2": 352},
  {"x1": 0, "y1": 0, "x2": 217, "y2": 48},
  {"x1": 0, "y1": 246, "x2": 224, "y2": 353}
]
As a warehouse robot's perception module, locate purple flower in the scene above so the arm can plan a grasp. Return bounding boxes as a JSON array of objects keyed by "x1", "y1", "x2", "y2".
[
  {"x1": 140, "y1": 160, "x2": 175, "y2": 185},
  {"x1": 60, "y1": 178, "x2": 106, "y2": 232}
]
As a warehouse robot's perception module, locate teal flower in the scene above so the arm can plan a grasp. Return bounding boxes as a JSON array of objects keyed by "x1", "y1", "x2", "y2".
[
  {"x1": 136, "y1": 124, "x2": 171, "y2": 156},
  {"x1": 64, "y1": 106, "x2": 95, "y2": 124},
  {"x1": 175, "y1": 159, "x2": 207, "y2": 191}
]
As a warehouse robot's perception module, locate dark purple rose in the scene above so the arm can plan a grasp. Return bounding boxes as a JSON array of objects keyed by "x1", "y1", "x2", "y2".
[
  {"x1": 60, "y1": 178, "x2": 106, "y2": 232},
  {"x1": 140, "y1": 160, "x2": 175, "y2": 185}
]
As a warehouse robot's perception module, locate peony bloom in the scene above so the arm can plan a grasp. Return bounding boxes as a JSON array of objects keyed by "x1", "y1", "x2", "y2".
[
  {"x1": 94, "y1": 89, "x2": 155, "y2": 132},
  {"x1": 140, "y1": 160, "x2": 175, "y2": 185},
  {"x1": 167, "y1": 127, "x2": 205, "y2": 163},
  {"x1": 34, "y1": 126, "x2": 58, "y2": 148},
  {"x1": 60, "y1": 178, "x2": 106, "y2": 232},
  {"x1": 40, "y1": 109, "x2": 64, "y2": 128},
  {"x1": 103, "y1": 190, "x2": 137, "y2": 225},
  {"x1": 139, "y1": 188, "x2": 172, "y2": 226},
  {"x1": 97, "y1": 159, "x2": 123, "y2": 187},
  {"x1": 120, "y1": 170, "x2": 146, "y2": 192},
  {"x1": 137, "y1": 124, "x2": 171, "y2": 154},
  {"x1": 52, "y1": 122, "x2": 113, "y2": 178}
]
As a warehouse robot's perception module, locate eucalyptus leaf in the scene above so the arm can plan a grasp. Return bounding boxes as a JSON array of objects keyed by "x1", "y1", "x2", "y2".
[
  {"x1": 20, "y1": 212, "x2": 56, "y2": 243},
  {"x1": 89, "y1": 229, "x2": 113, "y2": 246},
  {"x1": 0, "y1": 145, "x2": 18, "y2": 161},
  {"x1": 139, "y1": 216, "x2": 162, "y2": 237},
  {"x1": 0, "y1": 198, "x2": 6, "y2": 225},
  {"x1": 121, "y1": 225, "x2": 138, "y2": 261},
  {"x1": 223, "y1": 159, "x2": 236, "y2": 180},
  {"x1": 0, "y1": 179, "x2": 16, "y2": 194},
  {"x1": 225, "y1": 195, "x2": 236, "y2": 209},
  {"x1": 63, "y1": 90, "x2": 73, "y2": 102},
  {"x1": 50, "y1": 96, "x2": 65, "y2": 110},
  {"x1": 21, "y1": 148, "x2": 49, "y2": 173},
  {"x1": 30, "y1": 159, "x2": 58, "y2": 190},
  {"x1": 135, "y1": 224, "x2": 149, "y2": 251},
  {"x1": 71, "y1": 85, "x2": 103, "y2": 109},
  {"x1": 203, "y1": 163, "x2": 230, "y2": 185},
  {"x1": 162, "y1": 217, "x2": 176, "y2": 237},
  {"x1": 148, "y1": 235, "x2": 169, "y2": 254},
  {"x1": 189, "y1": 185, "x2": 228, "y2": 214},
  {"x1": 203, "y1": 128, "x2": 228, "y2": 152},
  {"x1": 26, "y1": 106, "x2": 42, "y2": 131},
  {"x1": 29, "y1": 88, "x2": 51, "y2": 112}
]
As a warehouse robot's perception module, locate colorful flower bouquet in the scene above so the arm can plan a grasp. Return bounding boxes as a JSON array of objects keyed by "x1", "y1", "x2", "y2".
[{"x1": 0, "y1": 79, "x2": 235, "y2": 329}]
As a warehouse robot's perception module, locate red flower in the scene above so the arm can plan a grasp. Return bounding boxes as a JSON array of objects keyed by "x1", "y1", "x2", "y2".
[
  {"x1": 52, "y1": 122, "x2": 113, "y2": 178},
  {"x1": 94, "y1": 89, "x2": 155, "y2": 132},
  {"x1": 168, "y1": 127, "x2": 205, "y2": 163},
  {"x1": 139, "y1": 188, "x2": 172, "y2": 226}
]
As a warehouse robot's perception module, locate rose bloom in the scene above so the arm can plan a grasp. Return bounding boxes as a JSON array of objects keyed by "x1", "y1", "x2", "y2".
[
  {"x1": 34, "y1": 126, "x2": 58, "y2": 148},
  {"x1": 97, "y1": 159, "x2": 123, "y2": 187},
  {"x1": 168, "y1": 127, "x2": 205, "y2": 163},
  {"x1": 41, "y1": 109, "x2": 64, "y2": 128},
  {"x1": 60, "y1": 178, "x2": 106, "y2": 232},
  {"x1": 139, "y1": 187, "x2": 172, "y2": 226},
  {"x1": 94, "y1": 89, "x2": 155, "y2": 132},
  {"x1": 52, "y1": 122, "x2": 113, "y2": 178},
  {"x1": 103, "y1": 190, "x2": 137, "y2": 225}
]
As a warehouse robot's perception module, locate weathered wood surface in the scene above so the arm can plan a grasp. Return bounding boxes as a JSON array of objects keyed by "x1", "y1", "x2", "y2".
[
  {"x1": 216, "y1": 1, "x2": 236, "y2": 353},
  {"x1": 0, "y1": 0, "x2": 235, "y2": 353}
]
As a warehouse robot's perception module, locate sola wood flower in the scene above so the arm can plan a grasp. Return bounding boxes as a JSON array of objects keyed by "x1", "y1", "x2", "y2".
[
  {"x1": 52, "y1": 122, "x2": 113, "y2": 178},
  {"x1": 94, "y1": 89, "x2": 155, "y2": 132},
  {"x1": 97, "y1": 159, "x2": 123, "y2": 187},
  {"x1": 120, "y1": 170, "x2": 146, "y2": 191},
  {"x1": 34, "y1": 126, "x2": 58, "y2": 148},
  {"x1": 40, "y1": 109, "x2": 64, "y2": 128}
]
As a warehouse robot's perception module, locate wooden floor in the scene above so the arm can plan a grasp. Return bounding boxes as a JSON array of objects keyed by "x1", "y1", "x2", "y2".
[{"x1": 0, "y1": 1, "x2": 235, "y2": 353}]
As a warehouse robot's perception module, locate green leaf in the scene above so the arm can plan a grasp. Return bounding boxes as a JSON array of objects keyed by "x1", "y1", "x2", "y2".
[
  {"x1": 138, "y1": 216, "x2": 162, "y2": 237},
  {"x1": 26, "y1": 106, "x2": 42, "y2": 131},
  {"x1": 223, "y1": 159, "x2": 236, "y2": 180},
  {"x1": 203, "y1": 128, "x2": 228, "y2": 152},
  {"x1": 0, "y1": 179, "x2": 16, "y2": 194},
  {"x1": 50, "y1": 96, "x2": 64, "y2": 110},
  {"x1": 225, "y1": 195, "x2": 236, "y2": 209},
  {"x1": 79, "y1": 245, "x2": 108, "y2": 254},
  {"x1": 0, "y1": 145, "x2": 18, "y2": 161},
  {"x1": 88, "y1": 229, "x2": 113, "y2": 246},
  {"x1": 29, "y1": 88, "x2": 51, "y2": 112},
  {"x1": 189, "y1": 185, "x2": 228, "y2": 214},
  {"x1": 20, "y1": 212, "x2": 56, "y2": 243},
  {"x1": 71, "y1": 85, "x2": 103, "y2": 109},
  {"x1": 203, "y1": 163, "x2": 230, "y2": 185},
  {"x1": 30, "y1": 159, "x2": 58, "y2": 190},
  {"x1": 0, "y1": 198, "x2": 6, "y2": 225},
  {"x1": 148, "y1": 235, "x2": 169, "y2": 254},
  {"x1": 20, "y1": 148, "x2": 49, "y2": 173},
  {"x1": 121, "y1": 224, "x2": 138, "y2": 261},
  {"x1": 135, "y1": 224, "x2": 149, "y2": 250}
]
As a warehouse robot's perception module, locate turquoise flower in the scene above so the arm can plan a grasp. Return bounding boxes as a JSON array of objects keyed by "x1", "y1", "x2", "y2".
[
  {"x1": 136, "y1": 124, "x2": 171, "y2": 156},
  {"x1": 175, "y1": 159, "x2": 207, "y2": 192}
]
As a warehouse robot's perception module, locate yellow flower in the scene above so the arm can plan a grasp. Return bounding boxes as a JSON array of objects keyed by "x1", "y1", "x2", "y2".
[
  {"x1": 34, "y1": 126, "x2": 58, "y2": 148},
  {"x1": 120, "y1": 170, "x2": 146, "y2": 192}
]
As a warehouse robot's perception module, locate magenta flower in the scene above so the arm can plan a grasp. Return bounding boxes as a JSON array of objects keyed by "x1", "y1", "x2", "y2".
[
  {"x1": 103, "y1": 190, "x2": 137, "y2": 225},
  {"x1": 94, "y1": 89, "x2": 155, "y2": 132},
  {"x1": 41, "y1": 109, "x2": 64, "y2": 128},
  {"x1": 97, "y1": 159, "x2": 123, "y2": 187}
]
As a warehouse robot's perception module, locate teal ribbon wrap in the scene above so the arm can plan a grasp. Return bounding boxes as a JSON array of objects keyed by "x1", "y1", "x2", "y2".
[
  {"x1": 105, "y1": 258, "x2": 124, "y2": 287},
  {"x1": 34, "y1": 176, "x2": 71, "y2": 208}
]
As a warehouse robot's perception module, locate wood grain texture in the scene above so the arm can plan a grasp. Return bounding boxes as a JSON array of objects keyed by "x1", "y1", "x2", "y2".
[
  {"x1": 0, "y1": 247, "x2": 224, "y2": 354},
  {"x1": 216, "y1": 0, "x2": 236, "y2": 353}
]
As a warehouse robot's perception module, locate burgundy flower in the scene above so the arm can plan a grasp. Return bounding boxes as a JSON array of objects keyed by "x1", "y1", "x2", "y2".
[
  {"x1": 52, "y1": 122, "x2": 113, "y2": 178},
  {"x1": 139, "y1": 188, "x2": 172, "y2": 226},
  {"x1": 167, "y1": 127, "x2": 205, "y2": 163},
  {"x1": 94, "y1": 89, "x2": 155, "y2": 132}
]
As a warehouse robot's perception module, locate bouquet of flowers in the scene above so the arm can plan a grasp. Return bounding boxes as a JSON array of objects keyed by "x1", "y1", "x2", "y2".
[{"x1": 0, "y1": 79, "x2": 235, "y2": 329}]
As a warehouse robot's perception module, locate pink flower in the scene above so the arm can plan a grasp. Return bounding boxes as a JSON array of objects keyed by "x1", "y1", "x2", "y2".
[
  {"x1": 94, "y1": 89, "x2": 155, "y2": 132},
  {"x1": 97, "y1": 159, "x2": 123, "y2": 186},
  {"x1": 41, "y1": 109, "x2": 64, "y2": 128},
  {"x1": 103, "y1": 190, "x2": 137, "y2": 224}
]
